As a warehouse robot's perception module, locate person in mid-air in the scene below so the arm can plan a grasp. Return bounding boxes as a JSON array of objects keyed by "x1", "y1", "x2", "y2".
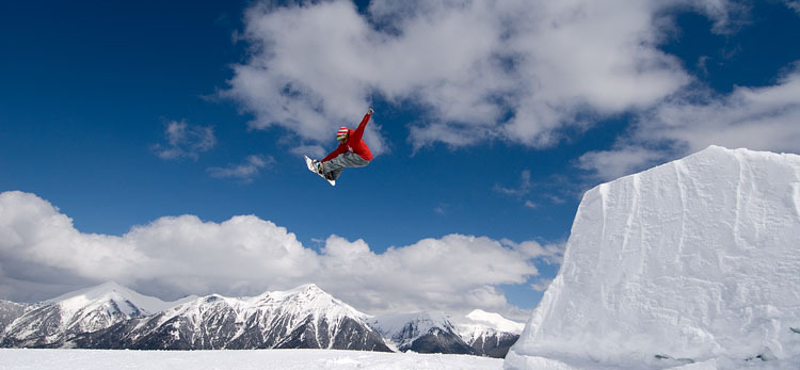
[{"x1": 308, "y1": 108, "x2": 374, "y2": 183}]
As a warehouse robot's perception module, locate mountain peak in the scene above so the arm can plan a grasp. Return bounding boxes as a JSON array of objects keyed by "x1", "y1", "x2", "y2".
[
  {"x1": 288, "y1": 283, "x2": 325, "y2": 294},
  {"x1": 370, "y1": 311, "x2": 457, "y2": 339},
  {"x1": 47, "y1": 281, "x2": 129, "y2": 303},
  {"x1": 464, "y1": 309, "x2": 524, "y2": 334},
  {"x1": 3, "y1": 282, "x2": 177, "y2": 348},
  {"x1": 46, "y1": 281, "x2": 181, "y2": 317},
  {"x1": 254, "y1": 283, "x2": 333, "y2": 303},
  {"x1": 369, "y1": 311, "x2": 478, "y2": 355}
]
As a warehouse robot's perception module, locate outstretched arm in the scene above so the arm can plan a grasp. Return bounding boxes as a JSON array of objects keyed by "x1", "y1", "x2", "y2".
[
  {"x1": 349, "y1": 109, "x2": 373, "y2": 143},
  {"x1": 321, "y1": 145, "x2": 344, "y2": 162}
]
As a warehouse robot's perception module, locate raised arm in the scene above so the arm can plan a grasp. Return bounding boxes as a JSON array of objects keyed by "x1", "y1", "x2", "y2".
[{"x1": 349, "y1": 109, "x2": 373, "y2": 143}]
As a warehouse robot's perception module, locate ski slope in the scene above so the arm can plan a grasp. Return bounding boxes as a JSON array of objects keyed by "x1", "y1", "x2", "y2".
[{"x1": 0, "y1": 349, "x2": 502, "y2": 370}]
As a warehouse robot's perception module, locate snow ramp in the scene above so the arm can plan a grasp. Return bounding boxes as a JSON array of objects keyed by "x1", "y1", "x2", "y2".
[{"x1": 506, "y1": 146, "x2": 800, "y2": 370}]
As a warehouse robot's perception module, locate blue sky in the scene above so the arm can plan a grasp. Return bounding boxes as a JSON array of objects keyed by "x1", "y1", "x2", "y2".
[{"x1": 1, "y1": 0, "x2": 799, "y2": 320}]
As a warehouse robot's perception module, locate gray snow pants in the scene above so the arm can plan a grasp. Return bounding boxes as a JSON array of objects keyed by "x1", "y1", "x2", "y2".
[{"x1": 322, "y1": 152, "x2": 370, "y2": 180}]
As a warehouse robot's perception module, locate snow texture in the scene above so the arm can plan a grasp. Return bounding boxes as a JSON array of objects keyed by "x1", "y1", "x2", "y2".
[
  {"x1": 0, "y1": 348, "x2": 502, "y2": 370},
  {"x1": 506, "y1": 146, "x2": 800, "y2": 370}
]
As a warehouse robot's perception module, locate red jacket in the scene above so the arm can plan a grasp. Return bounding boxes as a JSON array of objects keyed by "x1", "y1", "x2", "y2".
[{"x1": 322, "y1": 112, "x2": 373, "y2": 162}]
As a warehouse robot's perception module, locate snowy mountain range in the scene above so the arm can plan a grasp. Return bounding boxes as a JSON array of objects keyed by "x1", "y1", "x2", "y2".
[
  {"x1": 1, "y1": 282, "x2": 192, "y2": 348},
  {"x1": 73, "y1": 284, "x2": 390, "y2": 351},
  {"x1": 368, "y1": 310, "x2": 522, "y2": 357},
  {"x1": 0, "y1": 282, "x2": 519, "y2": 357}
]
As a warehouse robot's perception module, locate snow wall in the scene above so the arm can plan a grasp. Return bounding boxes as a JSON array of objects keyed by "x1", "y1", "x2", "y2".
[{"x1": 505, "y1": 146, "x2": 800, "y2": 370}]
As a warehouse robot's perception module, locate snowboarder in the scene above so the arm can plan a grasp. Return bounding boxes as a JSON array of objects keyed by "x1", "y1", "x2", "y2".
[{"x1": 305, "y1": 108, "x2": 374, "y2": 186}]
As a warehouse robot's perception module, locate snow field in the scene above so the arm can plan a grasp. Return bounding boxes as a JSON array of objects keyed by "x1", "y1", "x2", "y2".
[{"x1": 0, "y1": 349, "x2": 503, "y2": 370}]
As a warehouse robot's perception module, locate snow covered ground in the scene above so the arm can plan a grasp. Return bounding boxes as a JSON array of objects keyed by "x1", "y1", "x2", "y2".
[{"x1": 0, "y1": 349, "x2": 503, "y2": 370}]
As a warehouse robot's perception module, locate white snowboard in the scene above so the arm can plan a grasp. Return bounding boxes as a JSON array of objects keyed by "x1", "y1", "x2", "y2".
[{"x1": 305, "y1": 156, "x2": 335, "y2": 186}]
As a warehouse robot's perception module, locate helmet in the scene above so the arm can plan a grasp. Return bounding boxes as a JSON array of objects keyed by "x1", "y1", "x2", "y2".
[{"x1": 336, "y1": 127, "x2": 349, "y2": 141}]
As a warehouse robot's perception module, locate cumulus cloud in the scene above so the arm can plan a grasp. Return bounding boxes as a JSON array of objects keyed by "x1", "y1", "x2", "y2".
[
  {"x1": 207, "y1": 155, "x2": 274, "y2": 183},
  {"x1": 222, "y1": 0, "x2": 742, "y2": 152},
  {"x1": 152, "y1": 120, "x2": 216, "y2": 160},
  {"x1": 500, "y1": 238, "x2": 565, "y2": 265},
  {"x1": 784, "y1": 0, "x2": 800, "y2": 14},
  {"x1": 577, "y1": 146, "x2": 668, "y2": 181},
  {"x1": 0, "y1": 191, "x2": 316, "y2": 300},
  {"x1": 219, "y1": 0, "x2": 799, "y2": 184},
  {"x1": 315, "y1": 235, "x2": 546, "y2": 318},
  {"x1": 122, "y1": 214, "x2": 318, "y2": 296},
  {"x1": 641, "y1": 69, "x2": 800, "y2": 153},
  {"x1": 0, "y1": 191, "x2": 548, "y2": 320},
  {"x1": 580, "y1": 67, "x2": 800, "y2": 180}
]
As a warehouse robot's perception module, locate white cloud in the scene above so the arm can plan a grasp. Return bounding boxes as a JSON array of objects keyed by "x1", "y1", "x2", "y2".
[
  {"x1": 221, "y1": 0, "x2": 799, "y2": 184},
  {"x1": 152, "y1": 120, "x2": 216, "y2": 160},
  {"x1": 223, "y1": 0, "x2": 741, "y2": 152},
  {"x1": 0, "y1": 191, "x2": 316, "y2": 299},
  {"x1": 531, "y1": 278, "x2": 554, "y2": 292},
  {"x1": 577, "y1": 146, "x2": 667, "y2": 181},
  {"x1": 0, "y1": 192, "x2": 143, "y2": 278},
  {"x1": 641, "y1": 69, "x2": 800, "y2": 153},
  {"x1": 784, "y1": 0, "x2": 800, "y2": 14},
  {"x1": 313, "y1": 234, "x2": 540, "y2": 319},
  {"x1": 123, "y1": 214, "x2": 318, "y2": 296},
  {"x1": 0, "y1": 191, "x2": 548, "y2": 320},
  {"x1": 580, "y1": 67, "x2": 800, "y2": 180},
  {"x1": 500, "y1": 238, "x2": 564, "y2": 265},
  {"x1": 207, "y1": 155, "x2": 273, "y2": 183}
]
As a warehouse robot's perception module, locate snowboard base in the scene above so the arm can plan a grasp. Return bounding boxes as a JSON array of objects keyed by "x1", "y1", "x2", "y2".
[{"x1": 305, "y1": 156, "x2": 335, "y2": 186}]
